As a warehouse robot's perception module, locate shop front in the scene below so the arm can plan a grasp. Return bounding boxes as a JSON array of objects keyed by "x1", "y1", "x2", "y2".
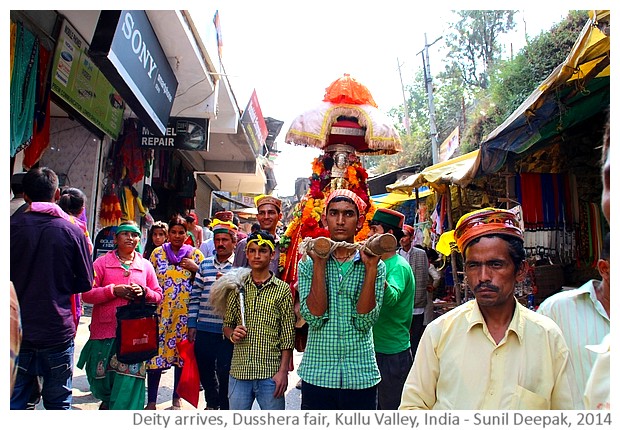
[{"x1": 10, "y1": 10, "x2": 266, "y2": 249}]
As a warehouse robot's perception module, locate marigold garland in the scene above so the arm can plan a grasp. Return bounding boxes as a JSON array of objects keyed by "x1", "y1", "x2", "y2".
[{"x1": 279, "y1": 153, "x2": 376, "y2": 284}]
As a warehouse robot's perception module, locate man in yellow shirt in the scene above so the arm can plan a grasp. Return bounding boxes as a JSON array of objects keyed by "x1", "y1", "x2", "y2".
[{"x1": 399, "y1": 208, "x2": 582, "y2": 410}]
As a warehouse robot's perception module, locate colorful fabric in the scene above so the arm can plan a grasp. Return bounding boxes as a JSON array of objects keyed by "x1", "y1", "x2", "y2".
[
  {"x1": 325, "y1": 188, "x2": 367, "y2": 214},
  {"x1": 10, "y1": 21, "x2": 38, "y2": 156},
  {"x1": 147, "y1": 247, "x2": 204, "y2": 369},
  {"x1": 247, "y1": 233, "x2": 275, "y2": 251},
  {"x1": 372, "y1": 254, "x2": 415, "y2": 354},
  {"x1": 115, "y1": 223, "x2": 142, "y2": 236},
  {"x1": 399, "y1": 298, "x2": 582, "y2": 409},
  {"x1": 211, "y1": 220, "x2": 238, "y2": 235},
  {"x1": 297, "y1": 252, "x2": 386, "y2": 389},
  {"x1": 213, "y1": 211, "x2": 234, "y2": 222},
  {"x1": 255, "y1": 194, "x2": 282, "y2": 212},
  {"x1": 371, "y1": 208, "x2": 405, "y2": 230},
  {"x1": 162, "y1": 242, "x2": 194, "y2": 265},
  {"x1": 188, "y1": 255, "x2": 235, "y2": 333},
  {"x1": 234, "y1": 236, "x2": 282, "y2": 276},
  {"x1": 437, "y1": 207, "x2": 523, "y2": 256},
  {"x1": 77, "y1": 338, "x2": 147, "y2": 410},
  {"x1": 23, "y1": 42, "x2": 51, "y2": 169},
  {"x1": 537, "y1": 280, "x2": 610, "y2": 396},
  {"x1": 224, "y1": 273, "x2": 295, "y2": 380}
]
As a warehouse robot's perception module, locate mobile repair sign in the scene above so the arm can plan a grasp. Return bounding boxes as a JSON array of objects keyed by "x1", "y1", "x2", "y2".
[{"x1": 90, "y1": 10, "x2": 178, "y2": 135}]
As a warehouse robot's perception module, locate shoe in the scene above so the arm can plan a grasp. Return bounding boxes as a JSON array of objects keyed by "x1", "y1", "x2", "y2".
[{"x1": 144, "y1": 402, "x2": 156, "y2": 410}]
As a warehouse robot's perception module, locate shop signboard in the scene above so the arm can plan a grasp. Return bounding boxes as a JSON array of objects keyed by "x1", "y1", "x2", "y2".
[
  {"x1": 51, "y1": 19, "x2": 125, "y2": 140},
  {"x1": 89, "y1": 10, "x2": 178, "y2": 136},
  {"x1": 241, "y1": 89, "x2": 268, "y2": 155},
  {"x1": 138, "y1": 117, "x2": 209, "y2": 150},
  {"x1": 92, "y1": 226, "x2": 117, "y2": 261}
]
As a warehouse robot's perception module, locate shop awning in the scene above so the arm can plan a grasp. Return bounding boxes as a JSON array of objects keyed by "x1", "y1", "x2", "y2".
[
  {"x1": 371, "y1": 187, "x2": 433, "y2": 209},
  {"x1": 474, "y1": 10, "x2": 610, "y2": 176},
  {"x1": 386, "y1": 150, "x2": 480, "y2": 194}
]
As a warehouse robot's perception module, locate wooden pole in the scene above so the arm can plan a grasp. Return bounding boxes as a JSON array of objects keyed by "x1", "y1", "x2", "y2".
[{"x1": 445, "y1": 185, "x2": 463, "y2": 305}]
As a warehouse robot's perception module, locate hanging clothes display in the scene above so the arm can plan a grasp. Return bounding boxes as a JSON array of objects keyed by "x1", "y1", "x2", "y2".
[
  {"x1": 23, "y1": 42, "x2": 52, "y2": 169},
  {"x1": 517, "y1": 172, "x2": 597, "y2": 266},
  {"x1": 10, "y1": 21, "x2": 39, "y2": 156}
]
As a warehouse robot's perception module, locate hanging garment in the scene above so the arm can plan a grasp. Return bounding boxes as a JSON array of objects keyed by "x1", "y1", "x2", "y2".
[
  {"x1": 23, "y1": 42, "x2": 52, "y2": 169},
  {"x1": 10, "y1": 22, "x2": 39, "y2": 156}
]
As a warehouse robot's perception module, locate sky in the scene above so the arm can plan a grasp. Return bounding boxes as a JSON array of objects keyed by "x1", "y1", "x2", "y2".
[{"x1": 209, "y1": 2, "x2": 573, "y2": 197}]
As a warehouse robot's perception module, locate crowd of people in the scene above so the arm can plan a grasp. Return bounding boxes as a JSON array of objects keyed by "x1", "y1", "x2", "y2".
[{"x1": 10, "y1": 121, "x2": 610, "y2": 411}]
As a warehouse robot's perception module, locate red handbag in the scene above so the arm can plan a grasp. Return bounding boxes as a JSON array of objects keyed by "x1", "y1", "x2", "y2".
[
  {"x1": 115, "y1": 295, "x2": 159, "y2": 364},
  {"x1": 177, "y1": 339, "x2": 200, "y2": 408}
]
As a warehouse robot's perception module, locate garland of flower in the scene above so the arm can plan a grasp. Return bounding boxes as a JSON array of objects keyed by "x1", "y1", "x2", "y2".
[{"x1": 279, "y1": 152, "x2": 377, "y2": 285}]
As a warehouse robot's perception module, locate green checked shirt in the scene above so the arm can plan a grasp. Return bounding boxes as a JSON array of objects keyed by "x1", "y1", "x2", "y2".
[
  {"x1": 224, "y1": 273, "x2": 295, "y2": 380},
  {"x1": 297, "y1": 252, "x2": 386, "y2": 389}
]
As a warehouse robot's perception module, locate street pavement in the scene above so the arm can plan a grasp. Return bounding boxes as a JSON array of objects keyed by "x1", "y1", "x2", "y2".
[{"x1": 65, "y1": 306, "x2": 303, "y2": 410}]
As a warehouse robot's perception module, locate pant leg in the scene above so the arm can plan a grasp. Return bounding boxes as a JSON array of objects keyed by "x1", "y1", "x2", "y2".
[
  {"x1": 215, "y1": 335, "x2": 233, "y2": 410},
  {"x1": 10, "y1": 350, "x2": 37, "y2": 410},
  {"x1": 40, "y1": 341, "x2": 74, "y2": 410},
  {"x1": 301, "y1": 382, "x2": 338, "y2": 410},
  {"x1": 227, "y1": 376, "x2": 255, "y2": 410},
  {"x1": 255, "y1": 378, "x2": 285, "y2": 410},
  {"x1": 376, "y1": 349, "x2": 414, "y2": 410},
  {"x1": 338, "y1": 385, "x2": 378, "y2": 410},
  {"x1": 194, "y1": 331, "x2": 221, "y2": 409},
  {"x1": 409, "y1": 313, "x2": 425, "y2": 358},
  {"x1": 146, "y1": 369, "x2": 162, "y2": 404}
]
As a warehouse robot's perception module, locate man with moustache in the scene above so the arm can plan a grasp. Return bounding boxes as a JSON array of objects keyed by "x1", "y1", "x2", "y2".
[
  {"x1": 399, "y1": 208, "x2": 582, "y2": 410},
  {"x1": 188, "y1": 220, "x2": 238, "y2": 410}
]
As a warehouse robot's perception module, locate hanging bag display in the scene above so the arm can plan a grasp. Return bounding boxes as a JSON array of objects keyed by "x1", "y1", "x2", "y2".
[{"x1": 115, "y1": 292, "x2": 159, "y2": 364}]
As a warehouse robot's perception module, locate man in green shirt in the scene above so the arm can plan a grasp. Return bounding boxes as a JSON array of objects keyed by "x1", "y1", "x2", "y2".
[
  {"x1": 368, "y1": 208, "x2": 416, "y2": 409},
  {"x1": 223, "y1": 230, "x2": 295, "y2": 410},
  {"x1": 297, "y1": 189, "x2": 386, "y2": 410}
]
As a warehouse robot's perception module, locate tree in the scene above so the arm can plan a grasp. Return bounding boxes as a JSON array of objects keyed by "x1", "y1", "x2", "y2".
[{"x1": 443, "y1": 10, "x2": 517, "y2": 89}]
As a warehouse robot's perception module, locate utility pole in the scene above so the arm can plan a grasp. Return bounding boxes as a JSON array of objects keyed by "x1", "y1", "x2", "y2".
[
  {"x1": 418, "y1": 33, "x2": 442, "y2": 165},
  {"x1": 396, "y1": 57, "x2": 411, "y2": 135}
]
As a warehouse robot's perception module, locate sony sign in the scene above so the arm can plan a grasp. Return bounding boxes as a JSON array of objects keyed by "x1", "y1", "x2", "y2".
[{"x1": 90, "y1": 10, "x2": 178, "y2": 135}]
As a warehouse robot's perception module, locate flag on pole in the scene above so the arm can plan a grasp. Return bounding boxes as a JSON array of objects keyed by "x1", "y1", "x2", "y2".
[{"x1": 213, "y1": 10, "x2": 223, "y2": 59}]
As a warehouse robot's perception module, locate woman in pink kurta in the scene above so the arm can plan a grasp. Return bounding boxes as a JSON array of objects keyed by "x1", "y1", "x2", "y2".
[{"x1": 77, "y1": 221, "x2": 162, "y2": 410}]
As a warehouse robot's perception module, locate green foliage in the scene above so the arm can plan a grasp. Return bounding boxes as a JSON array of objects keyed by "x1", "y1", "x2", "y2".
[
  {"x1": 376, "y1": 10, "x2": 589, "y2": 177},
  {"x1": 444, "y1": 10, "x2": 516, "y2": 89},
  {"x1": 486, "y1": 10, "x2": 589, "y2": 132}
]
